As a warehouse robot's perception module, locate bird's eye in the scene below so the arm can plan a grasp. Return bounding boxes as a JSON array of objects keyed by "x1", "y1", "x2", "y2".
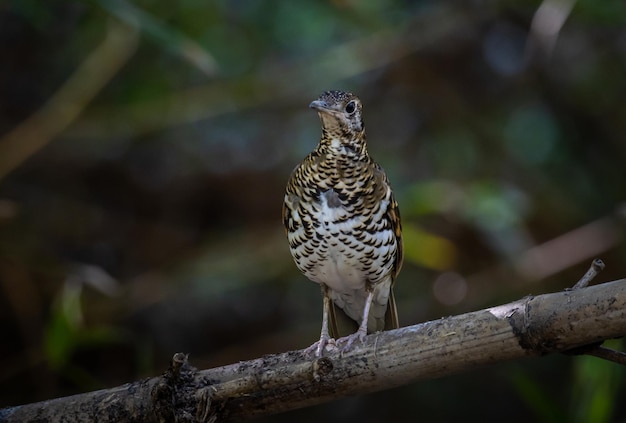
[{"x1": 345, "y1": 101, "x2": 356, "y2": 114}]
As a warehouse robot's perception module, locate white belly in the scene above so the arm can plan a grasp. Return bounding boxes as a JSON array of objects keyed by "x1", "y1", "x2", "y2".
[{"x1": 301, "y1": 189, "x2": 395, "y2": 293}]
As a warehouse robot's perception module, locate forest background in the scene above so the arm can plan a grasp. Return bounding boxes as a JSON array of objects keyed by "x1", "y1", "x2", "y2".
[{"x1": 1, "y1": 1, "x2": 625, "y2": 421}]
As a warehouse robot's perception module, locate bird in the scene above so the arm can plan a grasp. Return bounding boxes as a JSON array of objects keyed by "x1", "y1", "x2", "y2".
[{"x1": 282, "y1": 90, "x2": 403, "y2": 356}]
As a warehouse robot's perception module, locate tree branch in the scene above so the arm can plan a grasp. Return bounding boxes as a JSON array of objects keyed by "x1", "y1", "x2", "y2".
[{"x1": 2, "y1": 278, "x2": 626, "y2": 422}]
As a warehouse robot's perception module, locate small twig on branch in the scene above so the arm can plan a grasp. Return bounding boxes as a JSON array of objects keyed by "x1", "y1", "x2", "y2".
[
  {"x1": 572, "y1": 258, "x2": 605, "y2": 290},
  {"x1": 2, "y1": 278, "x2": 626, "y2": 422},
  {"x1": 585, "y1": 346, "x2": 626, "y2": 365},
  {"x1": 565, "y1": 344, "x2": 626, "y2": 366},
  {"x1": 564, "y1": 258, "x2": 625, "y2": 365}
]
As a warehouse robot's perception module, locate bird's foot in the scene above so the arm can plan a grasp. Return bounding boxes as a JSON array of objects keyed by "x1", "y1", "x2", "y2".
[
  {"x1": 305, "y1": 335, "x2": 337, "y2": 357},
  {"x1": 337, "y1": 328, "x2": 367, "y2": 353}
]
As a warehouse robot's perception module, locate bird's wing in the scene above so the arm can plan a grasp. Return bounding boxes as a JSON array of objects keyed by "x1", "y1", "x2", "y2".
[
  {"x1": 373, "y1": 162, "x2": 403, "y2": 279},
  {"x1": 282, "y1": 163, "x2": 302, "y2": 234},
  {"x1": 387, "y1": 190, "x2": 403, "y2": 279},
  {"x1": 374, "y1": 162, "x2": 402, "y2": 330}
]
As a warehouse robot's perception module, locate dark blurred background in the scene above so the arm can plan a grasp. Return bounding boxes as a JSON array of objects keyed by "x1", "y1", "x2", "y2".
[{"x1": 1, "y1": 0, "x2": 625, "y2": 421}]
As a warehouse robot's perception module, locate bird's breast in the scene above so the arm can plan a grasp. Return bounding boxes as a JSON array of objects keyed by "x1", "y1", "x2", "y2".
[{"x1": 288, "y1": 185, "x2": 396, "y2": 294}]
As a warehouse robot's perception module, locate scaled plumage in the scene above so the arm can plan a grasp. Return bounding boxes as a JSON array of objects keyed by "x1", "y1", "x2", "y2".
[{"x1": 283, "y1": 90, "x2": 403, "y2": 356}]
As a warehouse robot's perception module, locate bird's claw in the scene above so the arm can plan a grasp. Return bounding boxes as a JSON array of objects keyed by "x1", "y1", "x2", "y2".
[
  {"x1": 336, "y1": 329, "x2": 367, "y2": 353},
  {"x1": 305, "y1": 336, "x2": 337, "y2": 357}
]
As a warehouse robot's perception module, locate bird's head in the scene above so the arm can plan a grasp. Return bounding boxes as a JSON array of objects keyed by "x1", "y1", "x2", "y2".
[{"x1": 310, "y1": 90, "x2": 366, "y2": 154}]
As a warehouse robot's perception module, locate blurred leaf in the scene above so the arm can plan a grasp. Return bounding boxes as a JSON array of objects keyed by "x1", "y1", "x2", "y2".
[
  {"x1": 463, "y1": 181, "x2": 529, "y2": 232},
  {"x1": 575, "y1": 0, "x2": 626, "y2": 24},
  {"x1": 504, "y1": 103, "x2": 560, "y2": 165},
  {"x1": 45, "y1": 305, "x2": 77, "y2": 369},
  {"x1": 403, "y1": 180, "x2": 467, "y2": 216},
  {"x1": 45, "y1": 279, "x2": 120, "y2": 369},
  {"x1": 462, "y1": 181, "x2": 533, "y2": 257},
  {"x1": 91, "y1": 0, "x2": 218, "y2": 76},
  {"x1": 403, "y1": 222, "x2": 456, "y2": 270},
  {"x1": 8, "y1": 0, "x2": 56, "y2": 28},
  {"x1": 570, "y1": 339, "x2": 624, "y2": 423},
  {"x1": 509, "y1": 366, "x2": 568, "y2": 422},
  {"x1": 44, "y1": 281, "x2": 83, "y2": 368}
]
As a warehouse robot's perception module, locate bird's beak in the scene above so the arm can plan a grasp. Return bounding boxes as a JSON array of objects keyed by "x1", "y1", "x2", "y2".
[{"x1": 309, "y1": 100, "x2": 330, "y2": 112}]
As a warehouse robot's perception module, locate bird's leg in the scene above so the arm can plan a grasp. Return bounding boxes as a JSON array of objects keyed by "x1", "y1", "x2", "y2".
[
  {"x1": 318, "y1": 287, "x2": 333, "y2": 354},
  {"x1": 305, "y1": 284, "x2": 336, "y2": 356},
  {"x1": 340, "y1": 289, "x2": 375, "y2": 352}
]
